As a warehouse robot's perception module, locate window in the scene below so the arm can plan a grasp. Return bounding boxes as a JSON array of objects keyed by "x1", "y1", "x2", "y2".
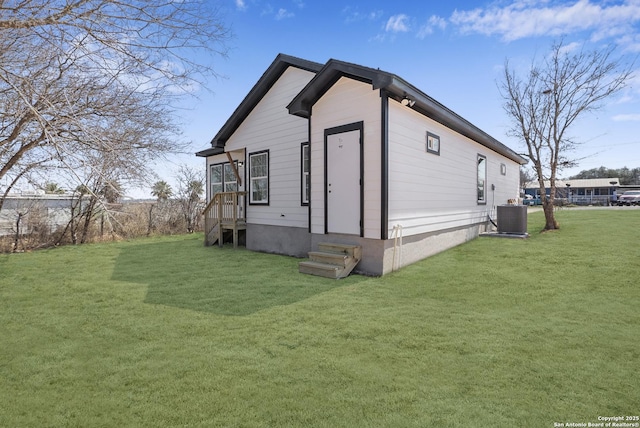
[
  {"x1": 224, "y1": 163, "x2": 238, "y2": 192},
  {"x1": 210, "y1": 161, "x2": 239, "y2": 198},
  {"x1": 426, "y1": 132, "x2": 440, "y2": 155},
  {"x1": 301, "y1": 143, "x2": 310, "y2": 205},
  {"x1": 249, "y1": 150, "x2": 269, "y2": 204},
  {"x1": 477, "y1": 155, "x2": 487, "y2": 204},
  {"x1": 210, "y1": 164, "x2": 223, "y2": 197}
]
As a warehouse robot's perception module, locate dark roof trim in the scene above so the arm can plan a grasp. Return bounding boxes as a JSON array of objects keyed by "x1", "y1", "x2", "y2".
[
  {"x1": 195, "y1": 146, "x2": 224, "y2": 157},
  {"x1": 288, "y1": 59, "x2": 527, "y2": 165},
  {"x1": 202, "y1": 54, "x2": 323, "y2": 154}
]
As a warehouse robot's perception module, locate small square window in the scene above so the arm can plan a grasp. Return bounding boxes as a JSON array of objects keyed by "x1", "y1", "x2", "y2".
[{"x1": 426, "y1": 132, "x2": 440, "y2": 155}]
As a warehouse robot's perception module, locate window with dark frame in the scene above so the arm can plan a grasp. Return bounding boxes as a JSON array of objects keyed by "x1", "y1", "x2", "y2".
[
  {"x1": 426, "y1": 131, "x2": 440, "y2": 155},
  {"x1": 210, "y1": 164, "x2": 223, "y2": 198},
  {"x1": 477, "y1": 154, "x2": 487, "y2": 204},
  {"x1": 301, "y1": 143, "x2": 310, "y2": 205},
  {"x1": 249, "y1": 150, "x2": 269, "y2": 205},
  {"x1": 223, "y1": 163, "x2": 238, "y2": 192},
  {"x1": 210, "y1": 161, "x2": 239, "y2": 198}
]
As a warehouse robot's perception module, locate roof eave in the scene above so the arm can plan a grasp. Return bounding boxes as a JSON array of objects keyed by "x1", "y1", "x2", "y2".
[
  {"x1": 385, "y1": 77, "x2": 527, "y2": 165},
  {"x1": 195, "y1": 147, "x2": 225, "y2": 157},
  {"x1": 288, "y1": 61, "x2": 526, "y2": 165},
  {"x1": 202, "y1": 54, "x2": 324, "y2": 151}
]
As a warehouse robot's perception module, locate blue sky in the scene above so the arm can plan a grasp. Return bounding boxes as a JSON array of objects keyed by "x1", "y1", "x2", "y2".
[{"x1": 154, "y1": 0, "x2": 640, "y2": 196}]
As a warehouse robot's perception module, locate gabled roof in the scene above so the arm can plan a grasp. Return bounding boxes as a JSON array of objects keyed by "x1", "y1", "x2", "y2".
[
  {"x1": 196, "y1": 54, "x2": 323, "y2": 157},
  {"x1": 287, "y1": 58, "x2": 527, "y2": 165}
]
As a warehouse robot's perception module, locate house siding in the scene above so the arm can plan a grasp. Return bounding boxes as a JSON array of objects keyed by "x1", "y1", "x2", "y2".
[
  {"x1": 222, "y1": 67, "x2": 316, "y2": 229},
  {"x1": 200, "y1": 55, "x2": 527, "y2": 275},
  {"x1": 309, "y1": 77, "x2": 382, "y2": 239},
  {"x1": 387, "y1": 100, "x2": 520, "y2": 237}
]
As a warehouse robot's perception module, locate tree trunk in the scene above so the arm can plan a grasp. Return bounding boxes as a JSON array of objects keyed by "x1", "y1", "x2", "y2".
[
  {"x1": 147, "y1": 203, "x2": 155, "y2": 236},
  {"x1": 13, "y1": 212, "x2": 24, "y2": 253},
  {"x1": 80, "y1": 199, "x2": 95, "y2": 244},
  {"x1": 542, "y1": 199, "x2": 559, "y2": 230}
]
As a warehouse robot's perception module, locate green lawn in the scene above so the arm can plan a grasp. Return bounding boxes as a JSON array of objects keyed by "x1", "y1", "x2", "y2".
[{"x1": 1, "y1": 209, "x2": 638, "y2": 427}]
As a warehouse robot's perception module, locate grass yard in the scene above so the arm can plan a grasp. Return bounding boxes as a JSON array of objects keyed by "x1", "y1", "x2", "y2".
[{"x1": 1, "y1": 209, "x2": 638, "y2": 427}]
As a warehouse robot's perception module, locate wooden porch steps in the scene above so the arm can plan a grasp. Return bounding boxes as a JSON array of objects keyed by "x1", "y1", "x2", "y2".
[
  {"x1": 203, "y1": 191, "x2": 247, "y2": 248},
  {"x1": 205, "y1": 223, "x2": 246, "y2": 248},
  {"x1": 299, "y1": 243, "x2": 362, "y2": 279},
  {"x1": 205, "y1": 224, "x2": 219, "y2": 246}
]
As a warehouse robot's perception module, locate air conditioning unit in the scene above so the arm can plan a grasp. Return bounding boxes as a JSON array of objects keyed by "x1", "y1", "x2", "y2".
[{"x1": 497, "y1": 205, "x2": 527, "y2": 234}]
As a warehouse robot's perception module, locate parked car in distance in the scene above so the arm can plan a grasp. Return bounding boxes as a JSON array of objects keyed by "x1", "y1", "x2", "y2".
[{"x1": 617, "y1": 190, "x2": 640, "y2": 206}]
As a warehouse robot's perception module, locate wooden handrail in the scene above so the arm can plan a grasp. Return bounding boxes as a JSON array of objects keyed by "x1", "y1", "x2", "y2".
[
  {"x1": 203, "y1": 191, "x2": 247, "y2": 242},
  {"x1": 202, "y1": 194, "x2": 219, "y2": 217}
]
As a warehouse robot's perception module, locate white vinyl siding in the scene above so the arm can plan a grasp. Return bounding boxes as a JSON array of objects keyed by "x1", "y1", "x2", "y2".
[
  {"x1": 387, "y1": 99, "x2": 520, "y2": 237},
  {"x1": 223, "y1": 67, "x2": 315, "y2": 227},
  {"x1": 309, "y1": 77, "x2": 382, "y2": 239}
]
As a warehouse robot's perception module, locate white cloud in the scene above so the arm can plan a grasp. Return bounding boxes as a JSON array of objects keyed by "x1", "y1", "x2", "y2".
[
  {"x1": 235, "y1": 0, "x2": 246, "y2": 11},
  {"x1": 450, "y1": 0, "x2": 640, "y2": 42},
  {"x1": 616, "y1": 34, "x2": 640, "y2": 53},
  {"x1": 558, "y1": 41, "x2": 581, "y2": 55},
  {"x1": 275, "y1": 8, "x2": 294, "y2": 20},
  {"x1": 385, "y1": 14, "x2": 410, "y2": 33},
  {"x1": 417, "y1": 15, "x2": 447, "y2": 39},
  {"x1": 343, "y1": 7, "x2": 384, "y2": 24},
  {"x1": 612, "y1": 113, "x2": 640, "y2": 121}
]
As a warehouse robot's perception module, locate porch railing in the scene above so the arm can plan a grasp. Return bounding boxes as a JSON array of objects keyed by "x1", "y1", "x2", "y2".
[{"x1": 203, "y1": 191, "x2": 247, "y2": 246}]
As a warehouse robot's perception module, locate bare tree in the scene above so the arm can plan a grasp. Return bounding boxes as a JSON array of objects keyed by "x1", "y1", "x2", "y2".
[
  {"x1": 520, "y1": 167, "x2": 534, "y2": 197},
  {"x1": 501, "y1": 41, "x2": 632, "y2": 230},
  {"x1": 175, "y1": 165, "x2": 204, "y2": 233},
  {"x1": 0, "y1": 0, "x2": 231, "y2": 209}
]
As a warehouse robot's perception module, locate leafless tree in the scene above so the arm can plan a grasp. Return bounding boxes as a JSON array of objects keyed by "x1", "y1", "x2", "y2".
[
  {"x1": 175, "y1": 165, "x2": 204, "y2": 233},
  {"x1": 501, "y1": 41, "x2": 633, "y2": 230},
  {"x1": 0, "y1": 0, "x2": 231, "y2": 210}
]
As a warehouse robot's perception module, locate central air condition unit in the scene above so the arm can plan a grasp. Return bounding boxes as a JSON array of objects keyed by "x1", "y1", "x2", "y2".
[{"x1": 497, "y1": 205, "x2": 527, "y2": 234}]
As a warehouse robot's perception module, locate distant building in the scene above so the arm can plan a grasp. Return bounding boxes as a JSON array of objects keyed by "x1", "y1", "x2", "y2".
[
  {"x1": 524, "y1": 178, "x2": 620, "y2": 205},
  {"x1": 0, "y1": 192, "x2": 78, "y2": 236}
]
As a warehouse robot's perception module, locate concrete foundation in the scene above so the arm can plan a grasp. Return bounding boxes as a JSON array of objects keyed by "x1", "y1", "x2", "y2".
[
  {"x1": 246, "y1": 223, "x2": 311, "y2": 257},
  {"x1": 309, "y1": 222, "x2": 489, "y2": 276},
  {"x1": 381, "y1": 223, "x2": 487, "y2": 275},
  {"x1": 246, "y1": 221, "x2": 489, "y2": 276}
]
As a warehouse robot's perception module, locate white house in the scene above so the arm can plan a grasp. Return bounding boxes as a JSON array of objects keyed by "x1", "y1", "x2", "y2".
[{"x1": 197, "y1": 54, "x2": 527, "y2": 276}]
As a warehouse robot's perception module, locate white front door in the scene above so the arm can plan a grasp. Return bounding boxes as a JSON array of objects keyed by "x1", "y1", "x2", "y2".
[{"x1": 326, "y1": 128, "x2": 361, "y2": 235}]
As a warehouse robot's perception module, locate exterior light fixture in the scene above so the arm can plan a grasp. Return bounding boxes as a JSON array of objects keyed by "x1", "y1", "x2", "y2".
[{"x1": 401, "y1": 97, "x2": 415, "y2": 107}]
